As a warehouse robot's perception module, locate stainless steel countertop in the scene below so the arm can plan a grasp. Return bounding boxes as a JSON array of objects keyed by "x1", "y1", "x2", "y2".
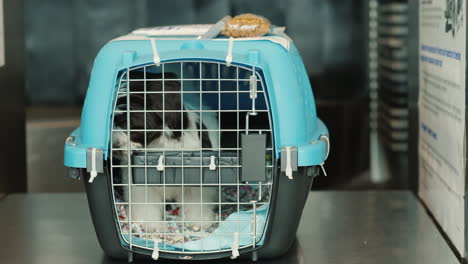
[{"x1": 0, "y1": 191, "x2": 459, "y2": 264}]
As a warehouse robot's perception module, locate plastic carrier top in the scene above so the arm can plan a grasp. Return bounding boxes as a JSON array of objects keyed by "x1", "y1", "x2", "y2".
[{"x1": 64, "y1": 24, "x2": 329, "y2": 169}]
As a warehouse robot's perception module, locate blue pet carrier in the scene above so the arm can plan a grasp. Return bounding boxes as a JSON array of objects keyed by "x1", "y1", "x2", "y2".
[{"x1": 64, "y1": 24, "x2": 329, "y2": 262}]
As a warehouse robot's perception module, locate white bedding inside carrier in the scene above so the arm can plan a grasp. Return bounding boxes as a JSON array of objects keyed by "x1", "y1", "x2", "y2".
[{"x1": 118, "y1": 186, "x2": 269, "y2": 251}]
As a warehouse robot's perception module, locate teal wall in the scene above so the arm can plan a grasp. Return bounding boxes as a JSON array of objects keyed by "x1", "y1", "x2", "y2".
[{"x1": 24, "y1": 0, "x2": 366, "y2": 104}]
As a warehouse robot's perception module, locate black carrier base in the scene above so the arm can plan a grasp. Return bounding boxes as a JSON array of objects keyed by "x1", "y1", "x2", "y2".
[{"x1": 83, "y1": 165, "x2": 316, "y2": 261}]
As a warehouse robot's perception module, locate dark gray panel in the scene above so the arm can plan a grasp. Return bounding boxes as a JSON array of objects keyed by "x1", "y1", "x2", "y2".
[
  {"x1": 0, "y1": 0, "x2": 25, "y2": 193},
  {"x1": 241, "y1": 134, "x2": 266, "y2": 182},
  {"x1": 131, "y1": 151, "x2": 239, "y2": 184}
]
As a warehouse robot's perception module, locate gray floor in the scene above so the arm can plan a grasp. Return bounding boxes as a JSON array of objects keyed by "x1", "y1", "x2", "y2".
[
  {"x1": 0, "y1": 191, "x2": 459, "y2": 264},
  {"x1": 26, "y1": 106, "x2": 83, "y2": 192}
]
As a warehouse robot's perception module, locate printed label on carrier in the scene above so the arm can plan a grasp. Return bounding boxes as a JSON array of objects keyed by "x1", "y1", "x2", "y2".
[{"x1": 132, "y1": 25, "x2": 213, "y2": 36}]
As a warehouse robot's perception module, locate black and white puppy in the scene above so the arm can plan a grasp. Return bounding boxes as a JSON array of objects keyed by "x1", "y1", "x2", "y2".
[{"x1": 113, "y1": 72, "x2": 218, "y2": 232}]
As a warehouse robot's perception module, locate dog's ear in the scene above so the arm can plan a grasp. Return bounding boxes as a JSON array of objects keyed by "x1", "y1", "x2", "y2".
[
  {"x1": 158, "y1": 78, "x2": 183, "y2": 130},
  {"x1": 126, "y1": 71, "x2": 186, "y2": 139},
  {"x1": 147, "y1": 75, "x2": 189, "y2": 139}
]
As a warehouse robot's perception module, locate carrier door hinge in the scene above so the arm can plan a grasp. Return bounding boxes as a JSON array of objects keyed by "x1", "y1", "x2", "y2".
[
  {"x1": 281, "y1": 146, "x2": 297, "y2": 179},
  {"x1": 86, "y1": 148, "x2": 104, "y2": 183}
]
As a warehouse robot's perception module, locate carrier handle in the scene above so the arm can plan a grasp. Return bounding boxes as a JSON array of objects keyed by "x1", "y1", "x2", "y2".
[{"x1": 293, "y1": 119, "x2": 329, "y2": 167}]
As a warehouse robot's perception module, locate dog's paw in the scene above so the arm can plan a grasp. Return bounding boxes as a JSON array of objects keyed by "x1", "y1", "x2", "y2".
[{"x1": 112, "y1": 131, "x2": 142, "y2": 150}]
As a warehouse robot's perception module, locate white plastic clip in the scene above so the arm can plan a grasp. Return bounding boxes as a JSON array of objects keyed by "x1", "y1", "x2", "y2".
[
  {"x1": 209, "y1": 156, "x2": 216, "y2": 170},
  {"x1": 320, "y1": 162, "x2": 328, "y2": 176},
  {"x1": 152, "y1": 239, "x2": 160, "y2": 260},
  {"x1": 157, "y1": 155, "x2": 165, "y2": 171},
  {"x1": 285, "y1": 146, "x2": 293, "y2": 179},
  {"x1": 226, "y1": 37, "x2": 234, "y2": 66},
  {"x1": 231, "y1": 232, "x2": 240, "y2": 259},
  {"x1": 89, "y1": 148, "x2": 98, "y2": 183},
  {"x1": 249, "y1": 75, "x2": 257, "y2": 99},
  {"x1": 65, "y1": 136, "x2": 75, "y2": 145},
  {"x1": 319, "y1": 135, "x2": 330, "y2": 177},
  {"x1": 320, "y1": 135, "x2": 330, "y2": 160},
  {"x1": 150, "y1": 38, "x2": 161, "y2": 66}
]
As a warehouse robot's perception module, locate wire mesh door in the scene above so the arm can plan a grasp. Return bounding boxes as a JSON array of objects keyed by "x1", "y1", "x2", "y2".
[{"x1": 110, "y1": 61, "x2": 274, "y2": 255}]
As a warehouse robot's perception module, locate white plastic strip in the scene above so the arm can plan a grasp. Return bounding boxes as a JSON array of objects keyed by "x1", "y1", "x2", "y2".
[
  {"x1": 89, "y1": 148, "x2": 98, "y2": 183},
  {"x1": 272, "y1": 26, "x2": 286, "y2": 34},
  {"x1": 209, "y1": 155, "x2": 216, "y2": 170},
  {"x1": 319, "y1": 135, "x2": 330, "y2": 176},
  {"x1": 157, "y1": 155, "x2": 165, "y2": 171},
  {"x1": 65, "y1": 136, "x2": 75, "y2": 145},
  {"x1": 285, "y1": 147, "x2": 293, "y2": 179},
  {"x1": 225, "y1": 37, "x2": 234, "y2": 66},
  {"x1": 249, "y1": 75, "x2": 257, "y2": 99},
  {"x1": 150, "y1": 38, "x2": 161, "y2": 66},
  {"x1": 152, "y1": 239, "x2": 160, "y2": 260},
  {"x1": 217, "y1": 35, "x2": 290, "y2": 51},
  {"x1": 230, "y1": 232, "x2": 240, "y2": 259},
  {"x1": 320, "y1": 135, "x2": 330, "y2": 160},
  {"x1": 134, "y1": 24, "x2": 213, "y2": 36},
  {"x1": 320, "y1": 163, "x2": 328, "y2": 177},
  {"x1": 112, "y1": 34, "x2": 291, "y2": 51}
]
